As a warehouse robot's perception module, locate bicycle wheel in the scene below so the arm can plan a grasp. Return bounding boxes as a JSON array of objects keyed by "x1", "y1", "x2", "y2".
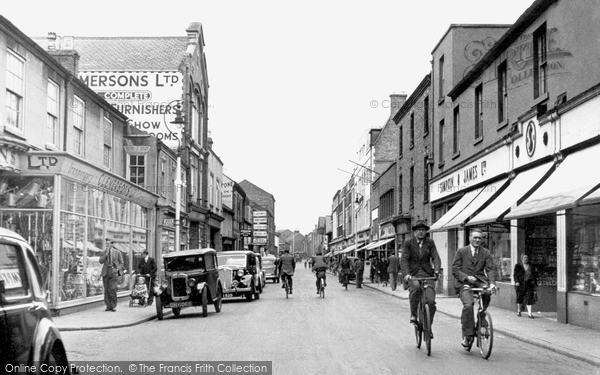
[
  {"x1": 320, "y1": 283, "x2": 325, "y2": 298},
  {"x1": 424, "y1": 303, "x2": 432, "y2": 356},
  {"x1": 414, "y1": 301, "x2": 423, "y2": 348},
  {"x1": 478, "y1": 310, "x2": 494, "y2": 359}
]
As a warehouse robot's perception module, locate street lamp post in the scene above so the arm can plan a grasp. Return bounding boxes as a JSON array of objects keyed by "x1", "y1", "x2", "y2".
[{"x1": 167, "y1": 100, "x2": 186, "y2": 252}]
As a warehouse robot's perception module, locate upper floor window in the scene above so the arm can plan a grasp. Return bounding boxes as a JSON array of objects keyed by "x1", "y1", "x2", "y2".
[
  {"x1": 409, "y1": 113, "x2": 415, "y2": 148},
  {"x1": 423, "y1": 157, "x2": 429, "y2": 203},
  {"x1": 533, "y1": 23, "x2": 547, "y2": 99},
  {"x1": 497, "y1": 61, "x2": 508, "y2": 124},
  {"x1": 409, "y1": 165, "x2": 415, "y2": 208},
  {"x1": 129, "y1": 155, "x2": 145, "y2": 186},
  {"x1": 453, "y1": 106, "x2": 460, "y2": 155},
  {"x1": 398, "y1": 174, "x2": 403, "y2": 213},
  {"x1": 47, "y1": 80, "x2": 59, "y2": 146},
  {"x1": 438, "y1": 119, "x2": 445, "y2": 165},
  {"x1": 423, "y1": 96, "x2": 429, "y2": 136},
  {"x1": 103, "y1": 116, "x2": 113, "y2": 168},
  {"x1": 475, "y1": 84, "x2": 483, "y2": 141},
  {"x1": 438, "y1": 55, "x2": 445, "y2": 103},
  {"x1": 72, "y1": 95, "x2": 85, "y2": 155},
  {"x1": 398, "y1": 125, "x2": 403, "y2": 157},
  {"x1": 6, "y1": 50, "x2": 25, "y2": 130}
]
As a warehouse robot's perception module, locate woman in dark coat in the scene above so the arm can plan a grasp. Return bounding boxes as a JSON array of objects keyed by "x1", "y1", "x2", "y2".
[
  {"x1": 378, "y1": 255, "x2": 389, "y2": 287},
  {"x1": 513, "y1": 253, "x2": 538, "y2": 318}
]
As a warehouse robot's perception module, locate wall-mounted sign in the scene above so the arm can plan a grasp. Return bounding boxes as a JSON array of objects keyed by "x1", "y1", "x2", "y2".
[
  {"x1": 253, "y1": 224, "x2": 267, "y2": 230},
  {"x1": 241, "y1": 229, "x2": 252, "y2": 237},
  {"x1": 253, "y1": 217, "x2": 267, "y2": 224},
  {"x1": 0, "y1": 147, "x2": 21, "y2": 172},
  {"x1": 253, "y1": 211, "x2": 267, "y2": 217},
  {"x1": 79, "y1": 70, "x2": 184, "y2": 149},
  {"x1": 253, "y1": 238, "x2": 267, "y2": 245},
  {"x1": 253, "y1": 230, "x2": 267, "y2": 237}
]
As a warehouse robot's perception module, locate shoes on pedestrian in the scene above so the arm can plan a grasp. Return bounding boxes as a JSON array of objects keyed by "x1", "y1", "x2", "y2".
[
  {"x1": 517, "y1": 312, "x2": 521, "y2": 317},
  {"x1": 461, "y1": 336, "x2": 472, "y2": 348},
  {"x1": 104, "y1": 308, "x2": 110, "y2": 311},
  {"x1": 528, "y1": 314, "x2": 534, "y2": 319},
  {"x1": 316, "y1": 290, "x2": 320, "y2": 294},
  {"x1": 110, "y1": 308, "x2": 116, "y2": 312},
  {"x1": 410, "y1": 315, "x2": 417, "y2": 324},
  {"x1": 289, "y1": 290, "x2": 293, "y2": 294}
]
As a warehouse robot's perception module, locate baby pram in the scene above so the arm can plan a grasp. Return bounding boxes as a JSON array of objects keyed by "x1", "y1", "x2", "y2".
[{"x1": 129, "y1": 274, "x2": 151, "y2": 307}]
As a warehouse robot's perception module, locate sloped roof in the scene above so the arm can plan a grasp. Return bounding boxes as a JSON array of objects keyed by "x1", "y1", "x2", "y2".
[{"x1": 34, "y1": 37, "x2": 189, "y2": 71}]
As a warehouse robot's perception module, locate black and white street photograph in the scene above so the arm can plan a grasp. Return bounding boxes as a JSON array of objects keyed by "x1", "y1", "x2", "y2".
[{"x1": 1, "y1": 1, "x2": 599, "y2": 374}]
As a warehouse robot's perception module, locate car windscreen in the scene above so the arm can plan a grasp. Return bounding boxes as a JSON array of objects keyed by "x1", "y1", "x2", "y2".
[
  {"x1": 165, "y1": 256, "x2": 205, "y2": 272},
  {"x1": 217, "y1": 254, "x2": 247, "y2": 267}
]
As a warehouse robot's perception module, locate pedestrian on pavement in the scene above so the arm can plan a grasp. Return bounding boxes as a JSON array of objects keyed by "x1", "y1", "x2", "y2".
[
  {"x1": 378, "y1": 254, "x2": 389, "y2": 287},
  {"x1": 353, "y1": 257, "x2": 365, "y2": 288},
  {"x1": 278, "y1": 249, "x2": 296, "y2": 294},
  {"x1": 387, "y1": 252, "x2": 400, "y2": 291},
  {"x1": 401, "y1": 220, "x2": 441, "y2": 332},
  {"x1": 452, "y1": 228, "x2": 497, "y2": 349},
  {"x1": 99, "y1": 238, "x2": 124, "y2": 312},
  {"x1": 136, "y1": 250, "x2": 157, "y2": 306},
  {"x1": 514, "y1": 253, "x2": 538, "y2": 318},
  {"x1": 369, "y1": 255, "x2": 378, "y2": 283}
]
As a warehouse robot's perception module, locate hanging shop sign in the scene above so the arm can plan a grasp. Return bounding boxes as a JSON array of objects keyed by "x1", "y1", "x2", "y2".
[
  {"x1": 253, "y1": 217, "x2": 267, "y2": 224},
  {"x1": 253, "y1": 210, "x2": 267, "y2": 217}
]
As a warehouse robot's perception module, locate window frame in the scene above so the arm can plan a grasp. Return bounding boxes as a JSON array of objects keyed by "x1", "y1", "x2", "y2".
[
  {"x1": 5, "y1": 50, "x2": 25, "y2": 131},
  {"x1": 453, "y1": 105, "x2": 460, "y2": 157},
  {"x1": 533, "y1": 23, "x2": 548, "y2": 99},
  {"x1": 474, "y1": 84, "x2": 483, "y2": 143},
  {"x1": 46, "y1": 79, "x2": 60, "y2": 147},
  {"x1": 497, "y1": 61, "x2": 508, "y2": 125}
]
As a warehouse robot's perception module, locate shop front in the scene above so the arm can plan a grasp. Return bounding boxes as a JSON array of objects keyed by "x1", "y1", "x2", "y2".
[
  {"x1": 0, "y1": 151, "x2": 157, "y2": 309},
  {"x1": 505, "y1": 142, "x2": 600, "y2": 329}
]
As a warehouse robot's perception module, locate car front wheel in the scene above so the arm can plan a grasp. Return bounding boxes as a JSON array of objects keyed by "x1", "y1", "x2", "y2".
[
  {"x1": 201, "y1": 286, "x2": 208, "y2": 317},
  {"x1": 246, "y1": 283, "x2": 255, "y2": 302},
  {"x1": 214, "y1": 283, "x2": 223, "y2": 313},
  {"x1": 156, "y1": 296, "x2": 163, "y2": 320}
]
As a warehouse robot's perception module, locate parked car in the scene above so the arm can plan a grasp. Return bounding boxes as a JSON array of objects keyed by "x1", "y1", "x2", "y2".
[
  {"x1": 154, "y1": 249, "x2": 223, "y2": 320},
  {"x1": 255, "y1": 253, "x2": 266, "y2": 289},
  {"x1": 216, "y1": 251, "x2": 262, "y2": 301},
  {"x1": 262, "y1": 254, "x2": 280, "y2": 283},
  {"x1": 0, "y1": 228, "x2": 73, "y2": 372}
]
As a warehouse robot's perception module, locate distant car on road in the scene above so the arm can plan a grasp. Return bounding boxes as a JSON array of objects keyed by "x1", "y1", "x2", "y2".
[
  {"x1": 0, "y1": 228, "x2": 73, "y2": 372},
  {"x1": 262, "y1": 254, "x2": 280, "y2": 283},
  {"x1": 154, "y1": 249, "x2": 223, "y2": 320},
  {"x1": 217, "y1": 251, "x2": 262, "y2": 301}
]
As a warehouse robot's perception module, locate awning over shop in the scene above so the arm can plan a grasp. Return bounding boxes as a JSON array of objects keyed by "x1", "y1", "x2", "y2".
[
  {"x1": 334, "y1": 244, "x2": 358, "y2": 255},
  {"x1": 468, "y1": 162, "x2": 554, "y2": 226},
  {"x1": 505, "y1": 143, "x2": 600, "y2": 220},
  {"x1": 360, "y1": 237, "x2": 394, "y2": 251},
  {"x1": 441, "y1": 179, "x2": 508, "y2": 230},
  {"x1": 323, "y1": 251, "x2": 333, "y2": 257},
  {"x1": 430, "y1": 189, "x2": 480, "y2": 232}
]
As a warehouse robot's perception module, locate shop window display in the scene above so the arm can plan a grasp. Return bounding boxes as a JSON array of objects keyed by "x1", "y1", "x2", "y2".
[
  {"x1": 59, "y1": 213, "x2": 87, "y2": 301},
  {"x1": 571, "y1": 205, "x2": 600, "y2": 294},
  {"x1": 1, "y1": 176, "x2": 54, "y2": 209},
  {"x1": 479, "y1": 226, "x2": 511, "y2": 282},
  {"x1": 525, "y1": 216, "x2": 557, "y2": 287}
]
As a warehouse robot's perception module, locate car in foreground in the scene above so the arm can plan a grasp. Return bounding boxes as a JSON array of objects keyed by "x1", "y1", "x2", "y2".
[
  {"x1": 0, "y1": 227, "x2": 72, "y2": 372},
  {"x1": 217, "y1": 251, "x2": 262, "y2": 301},
  {"x1": 154, "y1": 249, "x2": 223, "y2": 319},
  {"x1": 262, "y1": 254, "x2": 280, "y2": 283}
]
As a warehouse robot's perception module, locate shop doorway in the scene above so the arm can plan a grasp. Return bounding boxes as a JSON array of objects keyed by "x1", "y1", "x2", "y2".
[{"x1": 524, "y1": 214, "x2": 557, "y2": 312}]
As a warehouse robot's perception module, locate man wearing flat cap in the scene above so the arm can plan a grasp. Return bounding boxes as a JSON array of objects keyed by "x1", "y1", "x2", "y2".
[{"x1": 400, "y1": 220, "x2": 441, "y2": 337}]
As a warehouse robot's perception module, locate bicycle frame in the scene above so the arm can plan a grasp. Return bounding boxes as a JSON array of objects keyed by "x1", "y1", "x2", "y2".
[
  {"x1": 468, "y1": 287, "x2": 496, "y2": 359},
  {"x1": 412, "y1": 276, "x2": 437, "y2": 356}
]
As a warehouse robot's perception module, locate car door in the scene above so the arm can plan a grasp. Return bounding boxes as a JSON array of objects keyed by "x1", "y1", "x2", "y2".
[
  {"x1": 0, "y1": 241, "x2": 37, "y2": 365},
  {"x1": 204, "y1": 253, "x2": 218, "y2": 297}
]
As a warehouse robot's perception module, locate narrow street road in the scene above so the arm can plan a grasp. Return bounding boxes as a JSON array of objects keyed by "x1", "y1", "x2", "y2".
[{"x1": 62, "y1": 268, "x2": 598, "y2": 375}]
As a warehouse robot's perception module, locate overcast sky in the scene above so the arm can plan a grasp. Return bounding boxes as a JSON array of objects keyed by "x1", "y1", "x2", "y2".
[{"x1": 1, "y1": 0, "x2": 532, "y2": 234}]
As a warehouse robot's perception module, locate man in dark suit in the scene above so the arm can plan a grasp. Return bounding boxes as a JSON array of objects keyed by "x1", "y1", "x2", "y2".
[
  {"x1": 278, "y1": 249, "x2": 296, "y2": 294},
  {"x1": 136, "y1": 250, "x2": 157, "y2": 305},
  {"x1": 400, "y1": 220, "x2": 441, "y2": 334},
  {"x1": 387, "y1": 252, "x2": 400, "y2": 291},
  {"x1": 99, "y1": 238, "x2": 124, "y2": 312},
  {"x1": 452, "y1": 228, "x2": 497, "y2": 348}
]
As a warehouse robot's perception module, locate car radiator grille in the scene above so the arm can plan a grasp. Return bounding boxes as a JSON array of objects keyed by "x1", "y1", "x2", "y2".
[{"x1": 171, "y1": 276, "x2": 188, "y2": 297}]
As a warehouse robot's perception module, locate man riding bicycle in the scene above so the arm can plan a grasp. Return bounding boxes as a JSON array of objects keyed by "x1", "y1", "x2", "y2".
[
  {"x1": 311, "y1": 252, "x2": 328, "y2": 294},
  {"x1": 278, "y1": 248, "x2": 296, "y2": 294},
  {"x1": 339, "y1": 254, "x2": 352, "y2": 286},
  {"x1": 452, "y1": 228, "x2": 496, "y2": 349},
  {"x1": 400, "y1": 220, "x2": 441, "y2": 337}
]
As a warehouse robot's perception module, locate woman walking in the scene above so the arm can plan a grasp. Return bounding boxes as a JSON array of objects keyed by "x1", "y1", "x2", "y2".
[{"x1": 513, "y1": 253, "x2": 538, "y2": 318}]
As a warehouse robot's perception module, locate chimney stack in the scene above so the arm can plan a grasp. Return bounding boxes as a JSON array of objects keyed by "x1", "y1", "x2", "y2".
[{"x1": 389, "y1": 93, "x2": 407, "y2": 117}]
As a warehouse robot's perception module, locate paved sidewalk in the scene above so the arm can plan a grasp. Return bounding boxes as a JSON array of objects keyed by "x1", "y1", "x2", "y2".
[
  {"x1": 53, "y1": 279, "x2": 600, "y2": 367},
  {"x1": 360, "y1": 279, "x2": 600, "y2": 367}
]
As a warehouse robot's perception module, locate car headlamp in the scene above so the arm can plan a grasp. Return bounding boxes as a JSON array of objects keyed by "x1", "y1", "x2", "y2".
[
  {"x1": 188, "y1": 279, "x2": 197, "y2": 287},
  {"x1": 237, "y1": 270, "x2": 245, "y2": 277}
]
